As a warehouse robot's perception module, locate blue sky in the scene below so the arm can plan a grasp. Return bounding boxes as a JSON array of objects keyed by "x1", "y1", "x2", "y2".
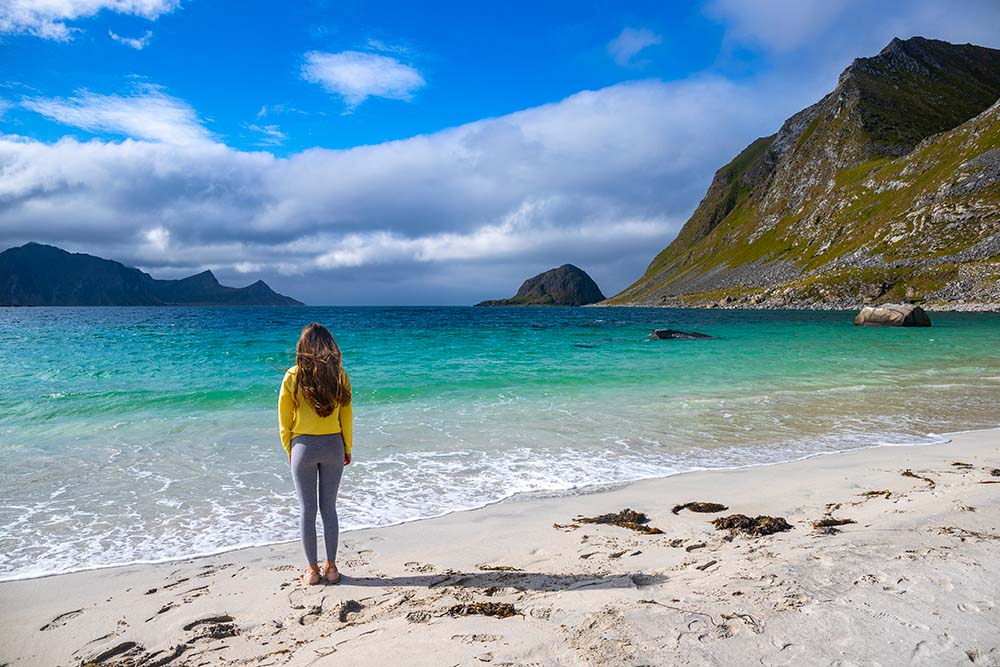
[{"x1": 2, "y1": 0, "x2": 1000, "y2": 304}]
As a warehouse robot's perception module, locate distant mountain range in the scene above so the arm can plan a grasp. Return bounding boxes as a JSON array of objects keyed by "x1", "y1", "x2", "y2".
[
  {"x1": 608, "y1": 37, "x2": 1000, "y2": 310},
  {"x1": 0, "y1": 243, "x2": 303, "y2": 306},
  {"x1": 476, "y1": 264, "x2": 605, "y2": 306}
]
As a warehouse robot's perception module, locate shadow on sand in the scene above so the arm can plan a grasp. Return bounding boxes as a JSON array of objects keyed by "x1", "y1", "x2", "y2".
[{"x1": 339, "y1": 571, "x2": 668, "y2": 591}]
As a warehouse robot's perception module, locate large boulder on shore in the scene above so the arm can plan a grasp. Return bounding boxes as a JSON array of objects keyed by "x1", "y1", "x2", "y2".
[{"x1": 853, "y1": 304, "x2": 931, "y2": 327}]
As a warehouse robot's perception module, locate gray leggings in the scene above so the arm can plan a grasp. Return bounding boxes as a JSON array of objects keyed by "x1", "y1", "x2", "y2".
[{"x1": 290, "y1": 433, "x2": 345, "y2": 565}]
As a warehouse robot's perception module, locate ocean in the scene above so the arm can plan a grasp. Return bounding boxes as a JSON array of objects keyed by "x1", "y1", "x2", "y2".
[{"x1": 1, "y1": 306, "x2": 998, "y2": 581}]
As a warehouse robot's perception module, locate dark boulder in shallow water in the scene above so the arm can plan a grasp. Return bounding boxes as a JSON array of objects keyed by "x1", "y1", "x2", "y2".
[
  {"x1": 649, "y1": 329, "x2": 713, "y2": 340},
  {"x1": 853, "y1": 304, "x2": 931, "y2": 327}
]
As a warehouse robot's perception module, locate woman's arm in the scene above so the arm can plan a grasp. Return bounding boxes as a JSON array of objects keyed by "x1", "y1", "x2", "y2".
[
  {"x1": 278, "y1": 370, "x2": 296, "y2": 459},
  {"x1": 340, "y1": 370, "x2": 353, "y2": 464}
]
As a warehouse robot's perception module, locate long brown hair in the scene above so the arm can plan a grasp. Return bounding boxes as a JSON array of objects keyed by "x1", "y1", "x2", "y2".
[{"x1": 295, "y1": 323, "x2": 351, "y2": 417}]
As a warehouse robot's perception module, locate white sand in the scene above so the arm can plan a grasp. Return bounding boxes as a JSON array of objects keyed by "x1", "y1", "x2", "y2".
[{"x1": 2, "y1": 429, "x2": 999, "y2": 666}]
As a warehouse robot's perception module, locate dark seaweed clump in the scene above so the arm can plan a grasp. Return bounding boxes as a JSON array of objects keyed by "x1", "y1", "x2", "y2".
[
  {"x1": 812, "y1": 517, "x2": 856, "y2": 529},
  {"x1": 576, "y1": 508, "x2": 664, "y2": 534},
  {"x1": 448, "y1": 602, "x2": 519, "y2": 618},
  {"x1": 671, "y1": 502, "x2": 728, "y2": 515},
  {"x1": 712, "y1": 514, "x2": 793, "y2": 536}
]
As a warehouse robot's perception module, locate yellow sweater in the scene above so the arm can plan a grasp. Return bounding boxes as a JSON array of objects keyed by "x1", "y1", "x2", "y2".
[{"x1": 278, "y1": 365, "x2": 353, "y2": 457}]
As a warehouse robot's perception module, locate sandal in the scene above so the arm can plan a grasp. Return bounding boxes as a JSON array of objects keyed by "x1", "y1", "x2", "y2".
[
  {"x1": 320, "y1": 561, "x2": 341, "y2": 584},
  {"x1": 302, "y1": 565, "x2": 321, "y2": 586}
]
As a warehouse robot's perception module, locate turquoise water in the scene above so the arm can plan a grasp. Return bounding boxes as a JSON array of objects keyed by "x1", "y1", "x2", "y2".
[{"x1": 1, "y1": 306, "x2": 999, "y2": 580}]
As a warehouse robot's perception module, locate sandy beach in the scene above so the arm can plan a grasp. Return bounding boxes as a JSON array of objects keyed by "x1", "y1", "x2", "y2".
[{"x1": 2, "y1": 428, "x2": 999, "y2": 667}]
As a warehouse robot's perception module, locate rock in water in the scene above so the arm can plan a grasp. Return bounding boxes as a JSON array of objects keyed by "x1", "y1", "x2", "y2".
[
  {"x1": 853, "y1": 304, "x2": 931, "y2": 327},
  {"x1": 475, "y1": 264, "x2": 605, "y2": 306},
  {"x1": 650, "y1": 329, "x2": 713, "y2": 340}
]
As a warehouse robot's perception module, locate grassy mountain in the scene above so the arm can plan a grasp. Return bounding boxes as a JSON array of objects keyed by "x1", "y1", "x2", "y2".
[
  {"x1": 0, "y1": 243, "x2": 303, "y2": 306},
  {"x1": 609, "y1": 37, "x2": 1000, "y2": 310}
]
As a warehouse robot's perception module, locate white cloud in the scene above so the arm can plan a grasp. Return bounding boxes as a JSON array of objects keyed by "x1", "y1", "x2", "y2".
[
  {"x1": 143, "y1": 225, "x2": 170, "y2": 252},
  {"x1": 109, "y1": 29, "x2": 153, "y2": 49},
  {"x1": 246, "y1": 123, "x2": 286, "y2": 146},
  {"x1": 301, "y1": 50, "x2": 426, "y2": 109},
  {"x1": 21, "y1": 85, "x2": 212, "y2": 145},
  {"x1": 607, "y1": 27, "x2": 663, "y2": 66},
  {"x1": 0, "y1": 99, "x2": 12, "y2": 119},
  {"x1": 365, "y1": 38, "x2": 413, "y2": 56},
  {"x1": 0, "y1": 0, "x2": 179, "y2": 41}
]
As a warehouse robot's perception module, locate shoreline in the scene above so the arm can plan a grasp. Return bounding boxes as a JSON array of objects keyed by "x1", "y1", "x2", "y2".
[
  {"x1": 3, "y1": 427, "x2": 999, "y2": 665},
  {"x1": 592, "y1": 302, "x2": 1000, "y2": 312},
  {"x1": 0, "y1": 425, "x2": 990, "y2": 585}
]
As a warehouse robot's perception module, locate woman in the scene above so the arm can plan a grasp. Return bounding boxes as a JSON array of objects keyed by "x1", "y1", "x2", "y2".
[{"x1": 279, "y1": 323, "x2": 353, "y2": 585}]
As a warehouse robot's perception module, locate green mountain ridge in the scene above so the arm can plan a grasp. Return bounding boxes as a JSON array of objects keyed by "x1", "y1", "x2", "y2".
[{"x1": 608, "y1": 37, "x2": 1000, "y2": 310}]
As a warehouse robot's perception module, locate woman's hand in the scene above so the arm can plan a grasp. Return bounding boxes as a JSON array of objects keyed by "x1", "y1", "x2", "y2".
[{"x1": 344, "y1": 451, "x2": 352, "y2": 466}]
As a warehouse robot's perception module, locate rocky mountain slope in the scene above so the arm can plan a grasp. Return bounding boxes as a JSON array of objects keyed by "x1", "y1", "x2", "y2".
[
  {"x1": 476, "y1": 264, "x2": 605, "y2": 306},
  {"x1": 608, "y1": 37, "x2": 1000, "y2": 310},
  {"x1": 0, "y1": 243, "x2": 303, "y2": 306}
]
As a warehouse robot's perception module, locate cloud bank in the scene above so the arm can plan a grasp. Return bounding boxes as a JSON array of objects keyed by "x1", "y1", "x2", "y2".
[{"x1": 2, "y1": 77, "x2": 782, "y2": 304}]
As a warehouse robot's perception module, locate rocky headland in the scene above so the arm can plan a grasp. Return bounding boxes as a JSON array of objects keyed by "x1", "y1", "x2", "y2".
[{"x1": 606, "y1": 37, "x2": 1000, "y2": 312}]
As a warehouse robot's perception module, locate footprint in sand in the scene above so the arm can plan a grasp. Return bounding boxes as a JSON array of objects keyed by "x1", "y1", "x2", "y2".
[
  {"x1": 450, "y1": 634, "x2": 502, "y2": 644},
  {"x1": 337, "y1": 600, "x2": 364, "y2": 623},
  {"x1": 299, "y1": 605, "x2": 324, "y2": 625},
  {"x1": 345, "y1": 549, "x2": 374, "y2": 568},
  {"x1": 39, "y1": 609, "x2": 83, "y2": 631},
  {"x1": 911, "y1": 633, "x2": 956, "y2": 662},
  {"x1": 404, "y1": 561, "x2": 436, "y2": 573}
]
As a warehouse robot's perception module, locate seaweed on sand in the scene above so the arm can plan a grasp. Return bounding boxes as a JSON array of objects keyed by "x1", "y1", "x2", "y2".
[
  {"x1": 902, "y1": 469, "x2": 935, "y2": 487},
  {"x1": 448, "y1": 602, "x2": 519, "y2": 618},
  {"x1": 812, "y1": 517, "x2": 856, "y2": 529},
  {"x1": 952, "y1": 461, "x2": 974, "y2": 469},
  {"x1": 672, "y1": 502, "x2": 729, "y2": 515},
  {"x1": 576, "y1": 508, "x2": 664, "y2": 534},
  {"x1": 860, "y1": 490, "x2": 892, "y2": 498},
  {"x1": 712, "y1": 514, "x2": 793, "y2": 536}
]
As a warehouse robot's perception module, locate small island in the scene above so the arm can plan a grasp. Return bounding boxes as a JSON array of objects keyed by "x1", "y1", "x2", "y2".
[
  {"x1": 0, "y1": 243, "x2": 303, "y2": 306},
  {"x1": 476, "y1": 264, "x2": 606, "y2": 306}
]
